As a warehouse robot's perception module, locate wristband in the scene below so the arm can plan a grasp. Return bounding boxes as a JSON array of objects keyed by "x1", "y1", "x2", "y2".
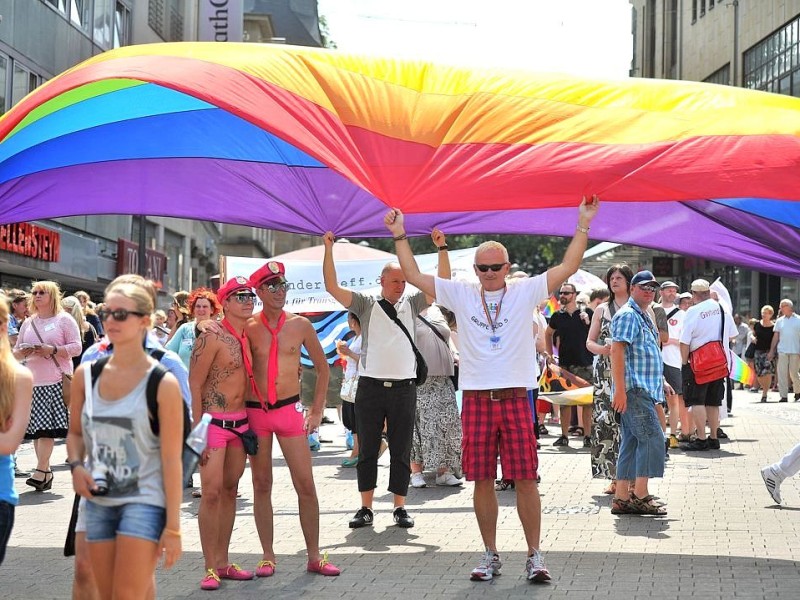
[
  {"x1": 393, "y1": 233, "x2": 407, "y2": 241},
  {"x1": 437, "y1": 244, "x2": 448, "y2": 251},
  {"x1": 576, "y1": 225, "x2": 590, "y2": 234}
]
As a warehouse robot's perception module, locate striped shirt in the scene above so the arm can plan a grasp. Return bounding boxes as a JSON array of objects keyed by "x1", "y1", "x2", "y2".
[{"x1": 611, "y1": 298, "x2": 663, "y2": 401}]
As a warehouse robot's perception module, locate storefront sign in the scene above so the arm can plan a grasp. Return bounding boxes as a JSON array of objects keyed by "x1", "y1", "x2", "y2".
[
  {"x1": 0, "y1": 223, "x2": 60, "y2": 261},
  {"x1": 116, "y1": 239, "x2": 167, "y2": 287},
  {"x1": 198, "y1": 0, "x2": 243, "y2": 42}
]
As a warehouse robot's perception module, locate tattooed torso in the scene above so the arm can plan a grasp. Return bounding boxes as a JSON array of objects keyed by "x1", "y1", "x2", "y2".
[{"x1": 191, "y1": 328, "x2": 249, "y2": 414}]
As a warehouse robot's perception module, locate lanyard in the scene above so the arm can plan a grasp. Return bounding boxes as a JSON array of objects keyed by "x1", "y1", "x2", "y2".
[
  {"x1": 480, "y1": 286, "x2": 506, "y2": 341},
  {"x1": 260, "y1": 311, "x2": 286, "y2": 406},
  {"x1": 220, "y1": 319, "x2": 265, "y2": 409}
]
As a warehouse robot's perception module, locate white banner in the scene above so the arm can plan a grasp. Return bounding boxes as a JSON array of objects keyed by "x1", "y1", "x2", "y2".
[{"x1": 197, "y1": 0, "x2": 243, "y2": 42}]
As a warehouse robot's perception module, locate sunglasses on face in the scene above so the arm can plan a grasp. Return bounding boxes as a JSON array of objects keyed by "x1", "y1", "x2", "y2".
[
  {"x1": 232, "y1": 293, "x2": 256, "y2": 304},
  {"x1": 638, "y1": 285, "x2": 658, "y2": 292},
  {"x1": 31, "y1": 290, "x2": 48, "y2": 296},
  {"x1": 475, "y1": 263, "x2": 507, "y2": 273},
  {"x1": 262, "y1": 282, "x2": 288, "y2": 293},
  {"x1": 98, "y1": 308, "x2": 147, "y2": 322},
  {"x1": 559, "y1": 291, "x2": 575, "y2": 296}
]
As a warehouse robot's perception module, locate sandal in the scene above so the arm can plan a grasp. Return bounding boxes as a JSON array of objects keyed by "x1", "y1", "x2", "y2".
[
  {"x1": 570, "y1": 426, "x2": 585, "y2": 437},
  {"x1": 610, "y1": 498, "x2": 634, "y2": 514},
  {"x1": 603, "y1": 482, "x2": 616, "y2": 495},
  {"x1": 634, "y1": 494, "x2": 666, "y2": 507},
  {"x1": 630, "y1": 494, "x2": 667, "y2": 515},
  {"x1": 494, "y1": 478, "x2": 515, "y2": 491},
  {"x1": 25, "y1": 469, "x2": 53, "y2": 491}
]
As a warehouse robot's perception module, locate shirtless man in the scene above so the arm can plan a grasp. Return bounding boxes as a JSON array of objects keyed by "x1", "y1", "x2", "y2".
[
  {"x1": 245, "y1": 260, "x2": 341, "y2": 577},
  {"x1": 190, "y1": 276, "x2": 257, "y2": 591}
]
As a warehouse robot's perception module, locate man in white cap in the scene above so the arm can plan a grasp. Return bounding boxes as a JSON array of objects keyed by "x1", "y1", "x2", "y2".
[
  {"x1": 656, "y1": 281, "x2": 688, "y2": 446},
  {"x1": 679, "y1": 279, "x2": 737, "y2": 451}
]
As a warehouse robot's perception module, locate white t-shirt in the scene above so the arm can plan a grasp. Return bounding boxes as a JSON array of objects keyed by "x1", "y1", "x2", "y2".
[
  {"x1": 343, "y1": 335, "x2": 362, "y2": 378},
  {"x1": 775, "y1": 313, "x2": 800, "y2": 354},
  {"x1": 435, "y1": 274, "x2": 548, "y2": 390},
  {"x1": 680, "y1": 299, "x2": 737, "y2": 352},
  {"x1": 658, "y1": 303, "x2": 684, "y2": 368}
]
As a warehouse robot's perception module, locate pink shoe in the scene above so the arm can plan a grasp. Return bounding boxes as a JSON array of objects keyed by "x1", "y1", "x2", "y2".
[
  {"x1": 255, "y1": 560, "x2": 276, "y2": 577},
  {"x1": 200, "y1": 569, "x2": 221, "y2": 591},
  {"x1": 217, "y1": 563, "x2": 254, "y2": 580},
  {"x1": 307, "y1": 552, "x2": 341, "y2": 576}
]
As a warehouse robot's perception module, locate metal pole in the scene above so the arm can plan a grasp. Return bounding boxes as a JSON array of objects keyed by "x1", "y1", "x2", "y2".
[{"x1": 137, "y1": 214, "x2": 147, "y2": 276}]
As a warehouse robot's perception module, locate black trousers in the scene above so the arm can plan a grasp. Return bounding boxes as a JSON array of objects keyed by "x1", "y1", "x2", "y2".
[{"x1": 354, "y1": 377, "x2": 417, "y2": 496}]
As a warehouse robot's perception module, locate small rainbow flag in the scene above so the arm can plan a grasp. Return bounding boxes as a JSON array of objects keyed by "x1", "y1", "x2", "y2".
[
  {"x1": 730, "y1": 353, "x2": 756, "y2": 387},
  {"x1": 542, "y1": 294, "x2": 559, "y2": 319}
]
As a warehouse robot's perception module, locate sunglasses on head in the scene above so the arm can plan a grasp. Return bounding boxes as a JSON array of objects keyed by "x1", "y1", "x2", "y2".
[
  {"x1": 232, "y1": 293, "x2": 256, "y2": 303},
  {"x1": 262, "y1": 282, "x2": 288, "y2": 293},
  {"x1": 475, "y1": 263, "x2": 507, "y2": 273},
  {"x1": 98, "y1": 308, "x2": 147, "y2": 322},
  {"x1": 31, "y1": 290, "x2": 48, "y2": 296}
]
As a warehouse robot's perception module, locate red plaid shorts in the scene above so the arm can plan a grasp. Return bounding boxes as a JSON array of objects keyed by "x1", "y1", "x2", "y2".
[{"x1": 461, "y1": 390, "x2": 538, "y2": 481}]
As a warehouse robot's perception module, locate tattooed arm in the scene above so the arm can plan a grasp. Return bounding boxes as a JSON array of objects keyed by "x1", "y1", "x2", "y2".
[{"x1": 189, "y1": 331, "x2": 218, "y2": 427}]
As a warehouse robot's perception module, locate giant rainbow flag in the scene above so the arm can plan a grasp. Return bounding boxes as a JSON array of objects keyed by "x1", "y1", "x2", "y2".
[{"x1": 1, "y1": 43, "x2": 800, "y2": 274}]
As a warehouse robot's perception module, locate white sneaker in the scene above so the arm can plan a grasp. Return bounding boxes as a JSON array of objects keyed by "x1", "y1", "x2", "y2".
[
  {"x1": 525, "y1": 549, "x2": 551, "y2": 583},
  {"x1": 470, "y1": 550, "x2": 502, "y2": 581},
  {"x1": 410, "y1": 473, "x2": 426, "y2": 488},
  {"x1": 435, "y1": 472, "x2": 464, "y2": 486},
  {"x1": 761, "y1": 466, "x2": 783, "y2": 504}
]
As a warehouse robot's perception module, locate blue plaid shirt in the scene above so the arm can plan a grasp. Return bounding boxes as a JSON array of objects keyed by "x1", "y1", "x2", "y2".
[{"x1": 610, "y1": 298, "x2": 663, "y2": 401}]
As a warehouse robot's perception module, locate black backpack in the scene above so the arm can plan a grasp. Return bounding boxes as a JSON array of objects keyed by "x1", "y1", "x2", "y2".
[{"x1": 89, "y1": 349, "x2": 191, "y2": 441}]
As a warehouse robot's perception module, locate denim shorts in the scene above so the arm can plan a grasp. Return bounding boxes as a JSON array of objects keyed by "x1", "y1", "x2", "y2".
[{"x1": 85, "y1": 501, "x2": 166, "y2": 544}]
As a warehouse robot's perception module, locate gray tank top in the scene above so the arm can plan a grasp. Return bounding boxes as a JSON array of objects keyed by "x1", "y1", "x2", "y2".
[{"x1": 82, "y1": 366, "x2": 165, "y2": 508}]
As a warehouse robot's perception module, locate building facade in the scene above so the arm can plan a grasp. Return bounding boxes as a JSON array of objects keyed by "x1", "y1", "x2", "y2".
[{"x1": 629, "y1": 0, "x2": 800, "y2": 314}]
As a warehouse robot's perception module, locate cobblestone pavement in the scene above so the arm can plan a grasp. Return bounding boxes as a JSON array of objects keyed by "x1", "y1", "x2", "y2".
[{"x1": 2, "y1": 389, "x2": 799, "y2": 599}]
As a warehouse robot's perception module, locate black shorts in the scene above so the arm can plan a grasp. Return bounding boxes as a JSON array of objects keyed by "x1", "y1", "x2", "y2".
[
  {"x1": 663, "y1": 365, "x2": 682, "y2": 395},
  {"x1": 681, "y1": 364, "x2": 724, "y2": 407},
  {"x1": 342, "y1": 401, "x2": 357, "y2": 434}
]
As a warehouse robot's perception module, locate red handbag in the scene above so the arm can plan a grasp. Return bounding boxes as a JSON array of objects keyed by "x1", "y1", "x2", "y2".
[{"x1": 689, "y1": 309, "x2": 730, "y2": 385}]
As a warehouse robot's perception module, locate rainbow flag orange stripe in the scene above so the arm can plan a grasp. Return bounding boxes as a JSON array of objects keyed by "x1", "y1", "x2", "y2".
[
  {"x1": 730, "y1": 354, "x2": 756, "y2": 387},
  {"x1": 542, "y1": 295, "x2": 559, "y2": 319}
]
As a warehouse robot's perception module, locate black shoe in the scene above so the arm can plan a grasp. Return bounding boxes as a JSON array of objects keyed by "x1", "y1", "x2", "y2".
[
  {"x1": 393, "y1": 506, "x2": 415, "y2": 528},
  {"x1": 553, "y1": 436, "x2": 569, "y2": 447},
  {"x1": 707, "y1": 438, "x2": 721, "y2": 450},
  {"x1": 780, "y1": 397, "x2": 788, "y2": 403},
  {"x1": 321, "y1": 415, "x2": 335, "y2": 424},
  {"x1": 795, "y1": 394, "x2": 800, "y2": 402},
  {"x1": 716, "y1": 427, "x2": 728, "y2": 439},
  {"x1": 681, "y1": 439, "x2": 709, "y2": 451},
  {"x1": 537, "y1": 424, "x2": 549, "y2": 436},
  {"x1": 349, "y1": 506, "x2": 374, "y2": 529},
  {"x1": 583, "y1": 436, "x2": 592, "y2": 448}
]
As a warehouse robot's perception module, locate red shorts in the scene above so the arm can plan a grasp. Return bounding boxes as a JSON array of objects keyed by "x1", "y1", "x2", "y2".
[
  {"x1": 246, "y1": 399, "x2": 305, "y2": 438},
  {"x1": 207, "y1": 411, "x2": 248, "y2": 449},
  {"x1": 461, "y1": 390, "x2": 538, "y2": 481}
]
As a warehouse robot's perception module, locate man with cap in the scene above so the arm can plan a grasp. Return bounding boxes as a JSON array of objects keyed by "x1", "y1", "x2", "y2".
[
  {"x1": 244, "y1": 261, "x2": 340, "y2": 578},
  {"x1": 679, "y1": 279, "x2": 737, "y2": 451},
  {"x1": 656, "y1": 281, "x2": 689, "y2": 446},
  {"x1": 190, "y1": 276, "x2": 257, "y2": 590},
  {"x1": 609, "y1": 270, "x2": 668, "y2": 515},
  {"x1": 678, "y1": 292, "x2": 693, "y2": 312}
]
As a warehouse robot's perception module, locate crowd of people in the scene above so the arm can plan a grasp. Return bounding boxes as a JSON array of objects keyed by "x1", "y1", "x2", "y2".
[{"x1": 3, "y1": 195, "x2": 800, "y2": 592}]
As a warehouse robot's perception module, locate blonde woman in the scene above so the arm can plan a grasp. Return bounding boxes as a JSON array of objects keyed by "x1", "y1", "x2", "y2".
[
  {"x1": 13, "y1": 281, "x2": 81, "y2": 490},
  {"x1": 62, "y1": 296, "x2": 98, "y2": 369},
  {"x1": 67, "y1": 282, "x2": 183, "y2": 599},
  {"x1": 753, "y1": 305, "x2": 776, "y2": 403},
  {"x1": 0, "y1": 292, "x2": 33, "y2": 564}
]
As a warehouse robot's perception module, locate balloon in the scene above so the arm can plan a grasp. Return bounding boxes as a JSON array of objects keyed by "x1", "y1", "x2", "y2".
[{"x1": 2, "y1": 43, "x2": 800, "y2": 275}]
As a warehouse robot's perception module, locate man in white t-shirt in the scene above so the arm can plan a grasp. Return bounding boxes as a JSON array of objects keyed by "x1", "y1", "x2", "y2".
[
  {"x1": 768, "y1": 299, "x2": 800, "y2": 402},
  {"x1": 384, "y1": 195, "x2": 600, "y2": 585},
  {"x1": 656, "y1": 281, "x2": 688, "y2": 445},
  {"x1": 679, "y1": 279, "x2": 737, "y2": 451}
]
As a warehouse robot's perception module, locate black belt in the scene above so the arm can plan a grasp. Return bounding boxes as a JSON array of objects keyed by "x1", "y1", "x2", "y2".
[
  {"x1": 359, "y1": 376, "x2": 415, "y2": 388},
  {"x1": 210, "y1": 417, "x2": 248, "y2": 429},
  {"x1": 245, "y1": 394, "x2": 300, "y2": 410}
]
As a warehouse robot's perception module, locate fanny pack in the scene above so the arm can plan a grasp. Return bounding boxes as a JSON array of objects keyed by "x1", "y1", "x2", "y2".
[{"x1": 210, "y1": 417, "x2": 259, "y2": 456}]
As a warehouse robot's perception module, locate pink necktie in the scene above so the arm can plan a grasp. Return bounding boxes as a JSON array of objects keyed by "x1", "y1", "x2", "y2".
[{"x1": 260, "y1": 311, "x2": 286, "y2": 406}]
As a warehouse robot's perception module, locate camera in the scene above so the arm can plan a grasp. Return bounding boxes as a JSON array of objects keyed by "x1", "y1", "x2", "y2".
[{"x1": 90, "y1": 463, "x2": 109, "y2": 496}]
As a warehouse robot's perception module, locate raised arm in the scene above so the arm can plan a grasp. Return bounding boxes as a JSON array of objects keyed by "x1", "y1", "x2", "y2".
[
  {"x1": 546, "y1": 195, "x2": 600, "y2": 294},
  {"x1": 322, "y1": 231, "x2": 354, "y2": 308},
  {"x1": 384, "y1": 208, "x2": 437, "y2": 298}
]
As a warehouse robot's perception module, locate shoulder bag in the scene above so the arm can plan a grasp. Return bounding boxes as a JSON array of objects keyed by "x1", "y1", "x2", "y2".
[
  {"x1": 30, "y1": 318, "x2": 73, "y2": 407},
  {"x1": 378, "y1": 299, "x2": 427, "y2": 386},
  {"x1": 417, "y1": 315, "x2": 458, "y2": 390},
  {"x1": 689, "y1": 308, "x2": 730, "y2": 385}
]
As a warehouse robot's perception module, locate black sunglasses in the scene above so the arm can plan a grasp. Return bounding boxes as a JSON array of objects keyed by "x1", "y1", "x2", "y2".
[
  {"x1": 232, "y1": 293, "x2": 256, "y2": 303},
  {"x1": 31, "y1": 290, "x2": 48, "y2": 296},
  {"x1": 262, "y1": 282, "x2": 288, "y2": 293},
  {"x1": 475, "y1": 263, "x2": 507, "y2": 273},
  {"x1": 559, "y1": 291, "x2": 575, "y2": 295},
  {"x1": 98, "y1": 308, "x2": 147, "y2": 322}
]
